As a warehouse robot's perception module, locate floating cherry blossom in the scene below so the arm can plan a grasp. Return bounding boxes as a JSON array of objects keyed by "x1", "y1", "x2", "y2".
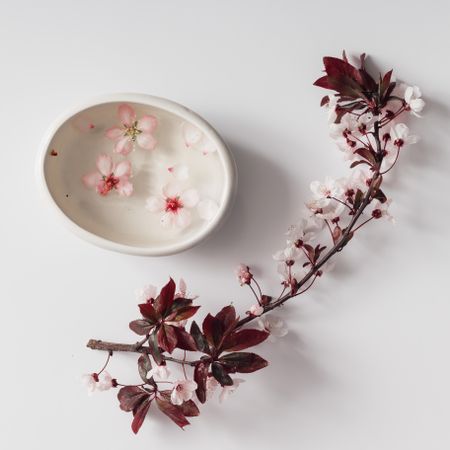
[
  {"x1": 82, "y1": 154, "x2": 133, "y2": 197},
  {"x1": 182, "y1": 121, "x2": 217, "y2": 155},
  {"x1": 106, "y1": 104, "x2": 158, "y2": 155},
  {"x1": 146, "y1": 183, "x2": 199, "y2": 229}
]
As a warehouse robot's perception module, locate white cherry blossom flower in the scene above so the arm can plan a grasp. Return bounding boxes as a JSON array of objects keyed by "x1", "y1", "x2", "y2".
[
  {"x1": 307, "y1": 177, "x2": 345, "y2": 219},
  {"x1": 197, "y1": 198, "x2": 219, "y2": 221},
  {"x1": 134, "y1": 284, "x2": 157, "y2": 303},
  {"x1": 219, "y1": 378, "x2": 244, "y2": 403},
  {"x1": 168, "y1": 164, "x2": 189, "y2": 181},
  {"x1": 147, "y1": 364, "x2": 170, "y2": 381},
  {"x1": 257, "y1": 315, "x2": 288, "y2": 342},
  {"x1": 182, "y1": 122, "x2": 217, "y2": 155},
  {"x1": 390, "y1": 123, "x2": 419, "y2": 149},
  {"x1": 206, "y1": 376, "x2": 220, "y2": 400},
  {"x1": 249, "y1": 304, "x2": 264, "y2": 316},
  {"x1": 404, "y1": 86, "x2": 425, "y2": 117},
  {"x1": 170, "y1": 379, "x2": 198, "y2": 406},
  {"x1": 273, "y1": 245, "x2": 303, "y2": 264},
  {"x1": 82, "y1": 373, "x2": 98, "y2": 394},
  {"x1": 146, "y1": 183, "x2": 200, "y2": 230},
  {"x1": 277, "y1": 261, "x2": 309, "y2": 284},
  {"x1": 369, "y1": 199, "x2": 394, "y2": 222},
  {"x1": 286, "y1": 214, "x2": 323, "y2": 246},
  {"x1": 97, "y1": 372, "x2": 115, "y2": 391}
]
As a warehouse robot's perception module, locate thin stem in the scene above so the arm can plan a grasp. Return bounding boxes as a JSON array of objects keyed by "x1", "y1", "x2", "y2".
[
  {"x1": 98, "y1": 351, "x2": 112, "y2": 375},
  {"x1": 353, "y1": 216, "x2": 374, "y2": 233},
  {"x1": 252, "y1": 278, "x2": 264, "y2": 298},
  {"x1": 248, "y1": 284, "x2": 261, "y2": 305},
  {"x1": 328, "y1": 196, "x2": 353, "y2": 211}
]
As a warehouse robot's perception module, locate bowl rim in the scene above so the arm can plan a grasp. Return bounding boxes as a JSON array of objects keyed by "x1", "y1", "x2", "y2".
[{"x1": 36, "y1": 93, "x2": 237, "y2": 256}]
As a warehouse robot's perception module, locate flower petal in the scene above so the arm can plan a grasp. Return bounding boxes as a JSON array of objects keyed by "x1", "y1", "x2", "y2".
[
  {"x1": 137, "y1": 132, "x2": 157, "y2": 150},
  {"x1": 96, "y1": 154, "x2": 113, "y2": 176},
  {"x1": 161, "y1": 212, "x2": 175, "y2": 229},
  {"x1": 182, "y1": 122, "x2": 202, "y2": 147},
  {"x1": 174, "y1": 209, "x2": 191, "y2": 229},
  {"x1": 180, "y1": 188, "x2": 199, "y2": 208},
  {"x1": 146, "y1": 196, "x2": 165, "y2": 212},
  {"x1": 138, "y1": 115, "x2": 158, "y2": 133},
  {"x1": 114, "y1": 160, "x2": 132, "y2": 178},
  {"x1": 118, "y1": 103, "x2": 136, "y2": 127},
  {"x1": 197, "y1": 198, "x2": 219, "y2": 220},
  {"x1": 82, "y1": 171, "x2": 102, "y2": 188},
  {"x1": 163, "y1": 182, "x2": 181, "y2": 198},
  {"x1": 116, "y1": 177, "x2": 133, "y2": 197},
  {"x1": 168, "y1": 164, "x2": 189, "y2": 181},
  {"x1": 105, "y1": 126, "x2": 124, "y2": 141},
  {"x1": 114, "y1": 136, "x2": 133, "y2": 155}
]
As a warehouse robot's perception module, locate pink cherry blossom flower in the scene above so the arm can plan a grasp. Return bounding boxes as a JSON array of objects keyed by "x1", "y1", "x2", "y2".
[
  {"x1": 273, "y1": 245, "x2": 303, "y2": 265},
  {"x1": 147, "y1": 364, "x2": 170, "y2": 381},
  {"x1": 82, "y1": 154, "x2": 133, "y2": 197},
  {"x1": 219, "y1": 378, "x2": 244, "y2": 403},
  {"x1": 257, "y1": 315, "x2": 288, "y2": 342},
  {"x1": 404, "y1": 86, "x2": 425, "y2": 117},
  {"x1": 235, "y1": 264, "x2": 253, "y2": 285},
  {"x1": 170, "y1": 379, "x2": 198, "y2": 406},
  {"x1": 286, "y1": 215, "x2": 323, "y2": 247},
  {"x1": 82, "y1": 373, "x2": 99, "y2": 394},
  {"x1": 146, "y1": 183, "x2": 199, "y2": 229},
  {"x1": 105, "y1": 104, "x2": 157, "y2": 155},
  {"x1": 249, "y1": 304, "x2": 264, "y2": 316}
]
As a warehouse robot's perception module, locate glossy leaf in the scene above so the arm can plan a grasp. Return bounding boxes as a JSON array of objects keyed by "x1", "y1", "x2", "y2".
[
  {"x1": 156, "y1": 397, "x2": 190, "y2": 429},
  {"x1": 157, "y1": 324, "x2": 178, "y2": 354},
  {"x1": 194, "y1": 361, "x2": 209, "y2": 403},
  {"x1": 132, "y1": 397, "x2": 152, "y2": 434},
  {"x1": 138, "y1": 353, "x2": 152, "y2": 383},
  {"x1": 148, "y1": 330, "x2": 163, "y2": 365},
  {"x1": 153, "y1": 278, "x2": 176, "y2": 315},
  {"x1": 211, "y1": 361, "x2": 233, "y2": 386},
  {"x1": 219, "y1": 352, "x2": 268, "y2": 374},
  {"x1": 190, "y1": 321, "x2": 209, "y2": 354},
  {"x1": 129, "y1": 319, "x2": 153, "y2": 336},
  {"x1": 117, "y1": 386, "x2": 149, "y2": 412},
  {"x1": 173, "y1": 326, "x2": 197, "y2": 351},
  {"x1": 222, "y1": 329, "x2": 269, "y2": 352}
]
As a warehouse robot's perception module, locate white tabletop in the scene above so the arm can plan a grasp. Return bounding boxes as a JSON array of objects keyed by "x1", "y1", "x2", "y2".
[{"x1": 1, "y1": 1, "x2": 449, "y2": 449}]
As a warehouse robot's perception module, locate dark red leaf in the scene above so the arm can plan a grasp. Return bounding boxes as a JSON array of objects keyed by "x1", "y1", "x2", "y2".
[
  {"x1": 148, "y1": 330, "x2": 163, "y2": 365},
  {"x1": 157, "y1": 324, "x2": 178, "y2": 354},
  {"x1": 129, "y1": 319, "x2": 153, "y2": 336},
  {"x1": 138, "y1": 303, "x2": 159, "y2": 323},
  {"x1": 350, "y1": 160, "x2": 370, "y2": 169},
  {"x1": 179, "y1": 399, "x2": 200, "y2": 417},
  {"x1": 132, "y1": 398, "x2": 152, "y2": 434},
  {"x1": 380, "y1": 69, "x2": 393, "y2": 96},
  {"x1": 222, "y1": 329, "x2": 269, "y2": 352},
  {"x1": 117, "y1": 386, "x2": 149, "y2": 412},
  {"x1": 173, "y1": 326, "x2": 197, "y2": 351},
  {"x1": 320, "y1": 95, "x2": 330, "y2": 107},
  {"x1": 138, "y1": 353, "x2": 152, "y2": 383},
  {"x1": 211, "y1": 361, "x2": 233, "y2": 386},
  {"x1": 156, "y1": 397, "x2": 190, "y2": 429},
  {"x1": 354, "y1": 147, "x2": 376, "y2": 166},
  {"x1": 372, "y1": 188, "x2": 387, "y2": 203},
  {"x1": 168, "y1": 305, "x2": 200, "y2": 322},
  {"x1": 202, "y1": 314, "x2": 223, "y2": 348},
  {"x1": 219, "y1": 352, "x2": 269, "y2": 374},
  {"x1": 154, "y1": 278, "x2": 176, "y2": 315},
  {"x1": 353, "y1": 189, "x2": 364, "y2": 210},
  {"x1": 194, "y1": 361, "x2": 209, "y2": 403},
  {"x1": 190, "y1": 321, "x2": 210, "y2": 354},
  {"x1": 216, "y1": 305, "x2": 237, "y2": 333}
]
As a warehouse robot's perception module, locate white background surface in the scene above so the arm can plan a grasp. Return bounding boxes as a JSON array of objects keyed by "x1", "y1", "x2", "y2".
[{"x1": 1, "y1": 1, "x2": 449, "y2": 449}]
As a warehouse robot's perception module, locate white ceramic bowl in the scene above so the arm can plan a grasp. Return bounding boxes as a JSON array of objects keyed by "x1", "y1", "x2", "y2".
[{"x1": 37, "y1": 94, "x2": 237, "y2": 256}]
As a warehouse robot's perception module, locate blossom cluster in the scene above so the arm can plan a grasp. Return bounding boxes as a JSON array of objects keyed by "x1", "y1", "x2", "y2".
[
  {"x1": 80, "y1": 104, "x2": 219, "y2": 230},
  {"x1": 85, "y1": 52, "x2": 424, "y2": 433}
]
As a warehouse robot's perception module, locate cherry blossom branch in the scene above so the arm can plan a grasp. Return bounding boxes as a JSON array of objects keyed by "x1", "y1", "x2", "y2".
[{"x1": 84, "y1": 52, "x2": 425, "y2": 433}]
